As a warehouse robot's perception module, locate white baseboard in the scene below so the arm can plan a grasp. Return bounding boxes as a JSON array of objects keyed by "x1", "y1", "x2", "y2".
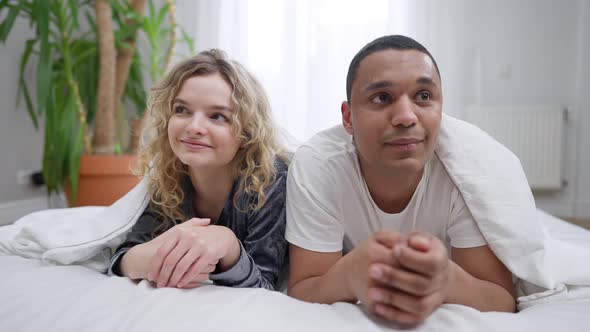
[
  {"x1": 535, "y1": 201, "x2": 574, "y2": 219},
  {"x1": 0, "y1": 197, "x2": 49, "y2": 226}
]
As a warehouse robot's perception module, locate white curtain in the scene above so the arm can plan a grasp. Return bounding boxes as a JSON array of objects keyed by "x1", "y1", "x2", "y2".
[
  {"x1": 175, "y1": 0, "x2": 457, "y2": 142},
  {"x1": 173, "y1": 0, "x2": 589, "y2": 219}
]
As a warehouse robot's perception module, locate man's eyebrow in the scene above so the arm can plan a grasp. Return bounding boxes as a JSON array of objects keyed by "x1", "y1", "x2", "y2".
[
  {"x1": 364, "y1": 77, "x2": 438, "y2": 92},
  {"x1": 416, "y1": 76, "x2": 438, "y2": 87},
  {"x1": 364, "y1": 81, "x2": 392, "y2": 92}
]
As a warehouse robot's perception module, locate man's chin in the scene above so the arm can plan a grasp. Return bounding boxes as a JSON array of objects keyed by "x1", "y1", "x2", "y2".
[{"x1": 382, "y1": 158, "x2": 426, "y2": 176}]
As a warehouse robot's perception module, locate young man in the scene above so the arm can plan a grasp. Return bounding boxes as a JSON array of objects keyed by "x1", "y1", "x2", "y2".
[{"x1": 285, "y1": 35, "x2": 516, "y2": 325}]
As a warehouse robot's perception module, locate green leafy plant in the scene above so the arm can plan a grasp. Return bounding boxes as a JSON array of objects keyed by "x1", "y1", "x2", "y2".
[{"x1": 0, "y1": 0, "x2": 193, "y2": 204}]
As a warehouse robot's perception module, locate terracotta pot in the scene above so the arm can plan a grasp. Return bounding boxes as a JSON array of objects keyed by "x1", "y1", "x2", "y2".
[{"x1": 66, "y1": 155, "x2": 142, "y2": 207}]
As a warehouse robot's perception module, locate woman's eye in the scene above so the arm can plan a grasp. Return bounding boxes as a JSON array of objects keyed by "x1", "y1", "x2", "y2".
[
  {"x1": 416, "y1": 91, "x2": 431, "y2": 102},
  {"x1": 211, "y1": 113, "x2": 229, "y2": 122},
  {"x1": 174, "y1": 105, "x2": 188, "y2": 114},
  {"x1": 371, "y1": 93, "x2": 391, "y2": 104}
]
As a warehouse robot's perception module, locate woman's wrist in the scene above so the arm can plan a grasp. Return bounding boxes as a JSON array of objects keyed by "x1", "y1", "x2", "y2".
[
  {"x1": 120, "y1": 245, "x2": 143, "y2": 280},
  {"x1": 217, "y1": 228, "x2": 241, "y2": 272}
]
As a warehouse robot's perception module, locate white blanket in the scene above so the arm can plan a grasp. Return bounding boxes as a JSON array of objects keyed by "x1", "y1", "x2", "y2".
[
  {"x1": 1, "y1": 114, "x2": 589, "y2": 311},
  {"x1": 436, "y1": 115, "x2": 590, "y2": 308},
  {"x1": 0, "y1": 179, "x2": 150, "y2": 271},
  {"x1": 2, "y1": 211, "x2": 590, "y2": 332}
]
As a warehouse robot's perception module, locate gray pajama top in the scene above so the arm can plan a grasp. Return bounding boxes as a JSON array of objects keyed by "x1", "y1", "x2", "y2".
[{"x1": 107, "y1": 160, "x2": 288, "y2": 290}]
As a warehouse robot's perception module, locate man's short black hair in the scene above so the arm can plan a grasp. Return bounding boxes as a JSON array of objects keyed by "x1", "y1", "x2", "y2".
[{"x1": 346, "y1": 35, "x2": 440, "y2": 102}]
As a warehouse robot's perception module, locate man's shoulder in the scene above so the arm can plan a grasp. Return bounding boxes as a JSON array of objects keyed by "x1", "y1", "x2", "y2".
[
  {"x1": 426, "y1": 154, "x2": 459, "y2": 189},
  {"x1": 294, "y1": 125, "x2": 355, "y2": 163},
  {"x1": 426, "y1": 154, "x2": 462, "y2": 204},
  {"x1": 289, "y1": 126, "x2": 360, "y2": 195}
]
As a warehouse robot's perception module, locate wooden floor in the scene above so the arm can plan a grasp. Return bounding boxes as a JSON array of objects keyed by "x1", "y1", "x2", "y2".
[{"x1": 561, "y1": 218, "x2": 590, "y2": 230}]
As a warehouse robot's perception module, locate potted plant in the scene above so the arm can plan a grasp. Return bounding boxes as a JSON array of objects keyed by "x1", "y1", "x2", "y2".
[{"x1": 0, "y1": 0, "x2": 194, "y2": 206}]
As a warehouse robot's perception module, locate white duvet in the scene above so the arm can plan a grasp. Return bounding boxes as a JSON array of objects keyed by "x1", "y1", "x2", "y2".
[
  {"x1": 1, "y1": 115, "x2": 590, "y2": 331},
  {"x1": 1, "y1": 208, "x2": 589, "y2": 332}
]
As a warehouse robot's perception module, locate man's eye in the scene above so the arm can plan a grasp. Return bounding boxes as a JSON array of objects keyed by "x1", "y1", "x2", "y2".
[
  {"x1": 371, "y1": 93, "x2": 391, "y2": 104},
  {"x1": 416, "y1": 91, "x2": 431, "y2": 102}
]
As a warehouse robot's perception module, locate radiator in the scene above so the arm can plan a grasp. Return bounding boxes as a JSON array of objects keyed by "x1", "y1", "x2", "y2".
[{"x1": 466, "y1": 106, "x2": 565, "y2": 190}]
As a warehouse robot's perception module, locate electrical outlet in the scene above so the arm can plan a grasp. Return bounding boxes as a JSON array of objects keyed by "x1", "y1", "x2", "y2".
[{"x1": 16, "y1": 169, "x2": 35, "y2": 185}]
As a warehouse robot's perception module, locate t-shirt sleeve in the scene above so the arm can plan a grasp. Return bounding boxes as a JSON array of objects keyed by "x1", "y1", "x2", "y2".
[
  {"x1": 446, "y1": 187, "x2": 487, "y2": 248},
  {"x1": 285, "y1": 146, "x2": 344, "y2": 252}
]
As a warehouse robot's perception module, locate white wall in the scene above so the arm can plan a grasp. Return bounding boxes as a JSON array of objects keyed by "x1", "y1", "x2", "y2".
[
  {"x1": 574, "y1": 0, "x2": 590, "y2": 218},
  {"x1": 0, "y1": 17, "x2": 45, "y2": 203},
  {"x1": 419, "y1": 0, "x2": 587, "y2": 218},
  {"x1": 1, "y1": 0, "x2": 589, "y2": 218}
]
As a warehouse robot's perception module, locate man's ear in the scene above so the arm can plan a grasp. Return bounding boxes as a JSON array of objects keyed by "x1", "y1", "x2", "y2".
[{"x1": 341, "y1": 101, "x2": 354, "y2": 135}]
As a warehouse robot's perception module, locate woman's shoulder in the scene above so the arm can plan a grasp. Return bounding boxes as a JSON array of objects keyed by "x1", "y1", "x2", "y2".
[
  {"x1": 273, "y1": 155, "x2": 289, "y2": 180},
  {"x1": 233, "y1": 157, "x2": 287, "y2": 209},
  {"x1": 266, "y1": 156, "x2": 289, "y2": 196}
]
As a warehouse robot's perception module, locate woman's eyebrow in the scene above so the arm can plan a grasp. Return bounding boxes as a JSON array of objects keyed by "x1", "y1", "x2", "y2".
[
  {"x1": 210, "y1": 105, "x2": 232, "y2": 112},
  {"x1": 172, "y1": 97, "x2": 188, "y2": 105},
  {"x1": 172, "y1": 97, "x2": 232, "y2": 112}
]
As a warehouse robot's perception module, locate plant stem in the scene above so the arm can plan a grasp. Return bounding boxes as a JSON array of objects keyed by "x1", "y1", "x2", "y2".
[
  {"x1": 162, "y1": 0, "x2": 176, "y2": 73},
  {"x1": 93, "y1": 0, "x2": 117, "y2": 154},
  {"x1": 115, "y1": 0, "x2": 147, "y2": 102},
  {"x1": 57, "y1": 0, "x2": 91, "y2": 153}
]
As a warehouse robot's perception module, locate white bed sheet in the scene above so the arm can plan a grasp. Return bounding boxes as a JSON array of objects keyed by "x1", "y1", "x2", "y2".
[{"x1": 1, "y1": 211, "x2": 589, "y2": 332}]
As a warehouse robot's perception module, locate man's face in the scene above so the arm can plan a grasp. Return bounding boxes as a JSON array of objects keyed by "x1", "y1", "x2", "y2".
[{"x1": 342, "y1": 49, "x2": 442, "y2": 176}]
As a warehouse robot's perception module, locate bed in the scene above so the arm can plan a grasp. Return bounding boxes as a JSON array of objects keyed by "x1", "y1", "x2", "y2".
[
  {"x1": 2, "y1": 116, "x2": 590, "y2": 331},
  {"x1": 1, "y1": 209, "x2": 589, "y2": 332}
]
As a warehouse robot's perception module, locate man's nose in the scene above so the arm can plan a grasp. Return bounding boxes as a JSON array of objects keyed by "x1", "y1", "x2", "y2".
[{"x1": 390, "y1": 95, "x2": 418, "y2": 128}]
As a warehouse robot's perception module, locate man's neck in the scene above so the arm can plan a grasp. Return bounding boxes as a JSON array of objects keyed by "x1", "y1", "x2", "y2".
[{"x1": 360, "y1": 161, "x2": 425, "y2": 214}]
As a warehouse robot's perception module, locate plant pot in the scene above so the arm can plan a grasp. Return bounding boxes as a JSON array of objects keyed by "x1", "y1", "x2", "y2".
[{"x1": 66, "y1": 155, "x2": 142, "y2": 207}]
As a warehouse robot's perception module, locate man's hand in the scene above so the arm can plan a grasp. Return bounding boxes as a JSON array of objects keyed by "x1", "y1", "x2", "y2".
[
  {"x1": 367, "y1": 232, "x2": 450, "y2": 326},
  {"x1": 345, "y1": 230, "x2": 407, "y2": 307}
]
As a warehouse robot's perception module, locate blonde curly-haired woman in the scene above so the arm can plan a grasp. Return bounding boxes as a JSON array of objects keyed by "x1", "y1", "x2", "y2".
[{"x1": 107, "y1": 49, "x2": 289, "y2": 291}]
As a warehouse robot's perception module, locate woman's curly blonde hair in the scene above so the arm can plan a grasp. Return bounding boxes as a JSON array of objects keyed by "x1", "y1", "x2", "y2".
[{"x1": 135, "y1": 49, "x2": 286, "y2": 225}]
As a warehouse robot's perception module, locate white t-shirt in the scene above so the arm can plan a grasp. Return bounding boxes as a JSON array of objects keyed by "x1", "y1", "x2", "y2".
[{"x1": 285, "y1": 125, "x2": 486, "y2": 255}]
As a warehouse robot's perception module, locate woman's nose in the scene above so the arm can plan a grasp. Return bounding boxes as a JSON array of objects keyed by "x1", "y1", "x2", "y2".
[{"x1": 186, "y1": 113, "x2": 208, "y2": 136}]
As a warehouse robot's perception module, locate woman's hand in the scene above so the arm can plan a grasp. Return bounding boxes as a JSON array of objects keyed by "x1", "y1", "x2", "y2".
[
  {"x1": 119, "y1": 218, "x2": 241, "y2": 289},
  {"x1": 146, "y1": 218, "x2": 241, "y2": 288}
]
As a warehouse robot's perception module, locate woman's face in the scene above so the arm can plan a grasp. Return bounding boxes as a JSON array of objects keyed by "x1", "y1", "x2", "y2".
[{"x1": 167, "y1": 73, "x2": 241, "y2": 173}]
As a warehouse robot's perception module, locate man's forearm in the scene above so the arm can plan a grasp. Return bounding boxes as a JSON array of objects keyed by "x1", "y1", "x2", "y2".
[
  {"x1": 288, "y1": 253, "x2": 357, "y2": 304},
  {"x1": 446, "y1": 261, "x2": 515, "y2": 312}
]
